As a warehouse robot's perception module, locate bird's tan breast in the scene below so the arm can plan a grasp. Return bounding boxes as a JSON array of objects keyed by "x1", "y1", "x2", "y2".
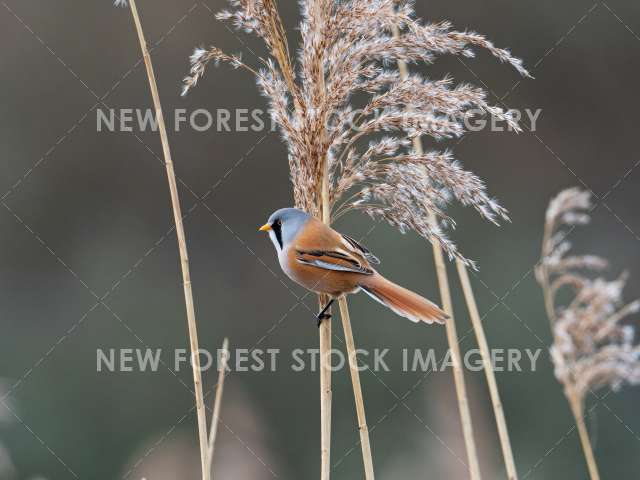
[
  {"x1": 282, "y1": 247, "x2": 360, "y2": 296},
  {"x1": 280, "y1": 218, "x2": 364, "y2": 296}
]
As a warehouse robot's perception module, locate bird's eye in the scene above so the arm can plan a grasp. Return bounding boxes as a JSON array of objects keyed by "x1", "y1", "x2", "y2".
[{"x1": 275, "y1": 219, "x2": 282, "y2": 226}]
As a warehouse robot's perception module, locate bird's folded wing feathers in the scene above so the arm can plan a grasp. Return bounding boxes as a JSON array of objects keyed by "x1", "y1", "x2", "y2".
[
  {"x1": 295, "y1": 249, "x2": 374, "y2": 275},
  {"x1": 341, "y1": 234, "x2": 380, "y2": 264}
]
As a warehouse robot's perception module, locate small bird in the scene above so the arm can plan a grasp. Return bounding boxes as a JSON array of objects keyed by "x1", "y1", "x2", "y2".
[{"x1": 259, "y1": 208, "x2": 447, "y2": 326}]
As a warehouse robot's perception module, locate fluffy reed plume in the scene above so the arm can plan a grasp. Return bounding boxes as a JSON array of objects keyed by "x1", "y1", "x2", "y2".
[
  {"x1": 185, "y1": 1, "x2": 528, "y2": 478},
  {"x1": 119, "y1": 2, "x2": 210, "y2": 479},
  {"x1": 536, "y1": 187, "x2": 640, "y2": 480},
  {"x1": 183, "y1": 1, "x2": 528, "y2": 264}
]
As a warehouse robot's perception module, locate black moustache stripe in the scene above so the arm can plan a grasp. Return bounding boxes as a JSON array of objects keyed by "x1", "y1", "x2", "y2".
[{"x1": 272, "y1": 222, "x2": 283, "y2": 249}]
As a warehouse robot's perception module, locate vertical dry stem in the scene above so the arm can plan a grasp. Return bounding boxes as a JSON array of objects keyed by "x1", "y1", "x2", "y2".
[
  {"x1": 318, "y1": 305, "x2": 332, "y2": 480},
  {"x1": 391, "y1": 23, "x2": 481, "y2": 480},
  {"x1": 316, "y1": 6, "x2": 332, "y2": 472},
  {"x1": 338, "y1": 296, "x2": 375, "y2": 479},
  {"x1": 568, "y1": 391, "x2": 601, "y2": 480},
  {"x1": 127, "y1": 2, "x2": 209, "y2": 479},
  {"x1": 431, "y1": 233, "x2": 482, "y2": 480},
  {"x1": 319, "y1": 165, "x2": 332, "y2": 480},
  {"x1": 456, "y1": 261, "x2": 518, "y2": 480},
  {"x1": 207, "y1": 338, "x2": 229, "y2": 478}
]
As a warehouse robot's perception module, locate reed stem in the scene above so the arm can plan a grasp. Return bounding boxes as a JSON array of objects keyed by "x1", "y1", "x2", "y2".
[
  {"x1": 338, "y1": 296, "x2": 375, "y2": 479},
  {"x1": 431, "y1": 232, "x2": 482, "y2": 480},
  {"x1": 456, "y1": 260, "x2": 518, "y2": 480},
  {"x1": 391, "y1": 23, "x2": 482, "y2": 480},
  {"x1": 568, "y1": 391, "x2": 601, "y2": 480},
  {"x1": 207, "y1": 338, "x2": 229, "y2": 478},
  {"x1": 319, "y1": 164, "x2": 332, "y2": 480},
  {"x1": 319, "y1": 296, "x2": 332, "y2": 480},
  {"x1": 126, "y1": 2, "x2": 209, "y2": 479}
]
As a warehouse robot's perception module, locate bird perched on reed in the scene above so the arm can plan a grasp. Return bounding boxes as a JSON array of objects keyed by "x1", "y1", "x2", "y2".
[{"x1": 260, "y1": 208, "x2": 447, "y2": 325}]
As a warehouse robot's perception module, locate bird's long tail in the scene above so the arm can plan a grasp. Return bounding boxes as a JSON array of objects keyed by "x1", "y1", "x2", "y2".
[{"x1": 359, "y1": 274, "x2": 447, "y2": 324}]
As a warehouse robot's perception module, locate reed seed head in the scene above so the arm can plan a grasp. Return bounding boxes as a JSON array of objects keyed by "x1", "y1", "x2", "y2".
[
  {"x1": 537, "y1": 187, "x2": 640, "y2": 403},
  {"x1": 186, "y1": 0, "x2": 530, "y2": 265}
]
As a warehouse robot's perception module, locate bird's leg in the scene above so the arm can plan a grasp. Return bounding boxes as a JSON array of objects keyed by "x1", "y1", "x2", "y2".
[{"x1": 317, "y1": 298, "x2": 334, "y2": 327}]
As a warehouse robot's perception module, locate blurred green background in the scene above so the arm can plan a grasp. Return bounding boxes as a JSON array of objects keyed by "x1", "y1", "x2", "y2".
[{"x1": 1, "y1": 0, "x2": 639, "y2": 479}]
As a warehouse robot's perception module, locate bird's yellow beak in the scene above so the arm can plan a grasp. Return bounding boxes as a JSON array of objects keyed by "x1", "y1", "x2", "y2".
[{"x1": 259, "y1": 223, "x2": 272, "y2": 232}]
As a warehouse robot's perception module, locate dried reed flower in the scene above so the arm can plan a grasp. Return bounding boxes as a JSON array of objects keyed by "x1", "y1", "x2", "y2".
[
  {"x1": 537, "y1": 187, "x2": 640, "y2": 402},
  {"x1": 537, "y1": 187, "x2": 640, "y2": 480},
  {"x1": 183, "y1": 0, "x2": 530, "y2": 266}
]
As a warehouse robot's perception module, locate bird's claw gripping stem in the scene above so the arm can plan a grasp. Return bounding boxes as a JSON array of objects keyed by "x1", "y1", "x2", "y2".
[{"x1": 317, "y1": 312, "x2": 331, "y2": 328}]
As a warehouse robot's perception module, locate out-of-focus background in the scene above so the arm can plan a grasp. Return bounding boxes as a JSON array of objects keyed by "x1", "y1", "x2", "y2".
[{"x1": 1, "y1": 0, "x2": 639, "y2": 479}]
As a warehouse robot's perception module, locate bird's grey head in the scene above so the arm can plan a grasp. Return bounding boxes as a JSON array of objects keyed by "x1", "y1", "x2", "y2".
[{"x1": 259, "y1": 208, "x2": 311, "y2": 252}]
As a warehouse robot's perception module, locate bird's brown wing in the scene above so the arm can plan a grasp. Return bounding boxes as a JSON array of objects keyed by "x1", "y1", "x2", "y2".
[
  {"x1": 341, "y1": 233, "x2": 380, "y2": 264},
  {"x1": 293, "y1": 217, "x2": 375, "y2": 275},
  {"x1": 295, "y1": 249, "x2": 374, "y2": 275}
]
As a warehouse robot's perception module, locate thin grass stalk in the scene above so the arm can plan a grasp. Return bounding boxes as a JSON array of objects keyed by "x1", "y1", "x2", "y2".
[
  {"x1": 456, "y1": 260, "x2": 518, "y2": 480},
  {"x1": 568, "y1": 390, "x2": 600, "y2": 480},
  {"x1": 319, "y1": 147, "x2": 332, "y2": 480},
  {"x1": 536, "y1": 188, "x2": 640, "y2": 479},
  {"x1": 318, "y1": 298, "x2": 331, "y2": 480},
  {"x1": 337, "y1": 296, "x2": 375, "y2": 479},
  {"x1": 313, "y1": 1, "x2": 373, "y2": 474},
  {"x1": 126, "y1": 2, "x2": 209, "y2": 479},
  {"x1": 430, "y1": 228, "x2": 482, "y2": 480},
  {"x1": 539, "y1": 222, "x2": 557, "y2": 326},
  {"x1": 539, "y1": 264, "x2": 601, "y2": 480},
  {"x1": 207, "y1": 338, "x2": 229, "y2": 478},
  {"x1": 316, "y1": 7, "x2": 332, "y2": 475},
  {"x1": 390, "y1": 23, "x2": 482, "y2": 480}
]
